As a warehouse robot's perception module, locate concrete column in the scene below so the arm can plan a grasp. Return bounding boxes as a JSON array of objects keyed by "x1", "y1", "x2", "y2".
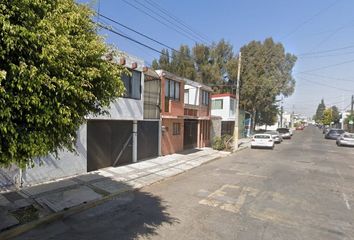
[{"x1": 132, "y1": 121, "x2": 138, "y2": 163}]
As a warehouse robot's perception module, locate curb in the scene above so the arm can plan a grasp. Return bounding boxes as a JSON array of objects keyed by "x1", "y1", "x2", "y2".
[{"x1": 0, "y1": 151, "x2": 234, "y2": 239}]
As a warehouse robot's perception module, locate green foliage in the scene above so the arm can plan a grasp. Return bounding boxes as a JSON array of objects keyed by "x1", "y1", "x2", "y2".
[
  {"x1": 0, "y1": 0, "x2": 125, "y2": 167},
  {"x1": 331, "y1": 105, "x2": 340, "y2": 124},
  {"x1": 322, "y1": 108, "x2": 333, "y2": 125},
  {"x1": 212, "y1": 134, "x2": 233, "y2": 151},
  {"x1": 152, "y1": 38, "x2": 296, "y2": 129},
  {"x1": 239, "y1": 38, "x2": 297, "y2": 128},
  {"x1": 314, "y1": 99, "x2": 326, "y2": 123}
]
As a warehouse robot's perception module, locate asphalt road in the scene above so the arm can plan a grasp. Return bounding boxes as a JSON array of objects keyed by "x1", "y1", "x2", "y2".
[{"x1": 15, "y1": 126, "x2": 354, "y2": 240}]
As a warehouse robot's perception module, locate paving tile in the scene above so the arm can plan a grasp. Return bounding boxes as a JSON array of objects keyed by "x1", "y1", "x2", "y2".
[
  {"x1": 22, "y1": 179, "x2": 78, "y2": 196},
  {"x1": 75, "y1": 173, "x2": 106, "y2": 182},
  {"x1": 35, "y1": 186, "x2": 102, "y2": 212},
  {"x1": 91, "y1": 179, "x2": 132, "y2": 194}
]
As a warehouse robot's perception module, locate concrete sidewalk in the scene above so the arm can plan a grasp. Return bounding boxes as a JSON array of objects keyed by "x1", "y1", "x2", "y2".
[{"x1": 0, "y1": 141, "x2": 250, "y2": 239}]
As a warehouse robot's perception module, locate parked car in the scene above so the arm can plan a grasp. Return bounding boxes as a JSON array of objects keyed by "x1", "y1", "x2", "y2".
[
  {"x1": 251, "y1": 134, "x2": 275, "y2": 149},
  {"x1": 265, "y1": 131, "x2": 283, "y2": 144},
  {"x1": 336, "y1": 133, "x2": 354, "y2": 147},
  {"x1": 296, "y1": 125, "x2": 305, "y2": 130},
  {"x1": 276, "y1": 128, "x2": 291, "y2": 139},
  {"x1": 325, "y1": 129, "x2": 345, "y2": 140},
  {"x1": 322, "y1": 126, "x2": 330, "y2": 134}
]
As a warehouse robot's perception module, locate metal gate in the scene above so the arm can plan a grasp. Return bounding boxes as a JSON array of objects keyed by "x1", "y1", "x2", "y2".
[
  {"x1": 87, "y1": 120, "x2": 132, "y2": 172},
  {"x1": 138, "y1": 121, "x2": 159, "y2": 160},
  {"x1": 184, "y1": 120, "x2": 198, "y2": 149}
]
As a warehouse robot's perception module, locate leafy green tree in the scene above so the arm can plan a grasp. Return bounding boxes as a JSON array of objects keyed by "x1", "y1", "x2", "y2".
[
  {"x1": 331, "y1": 105, "x2": 340, "y2": 124},
  {"x1": 0, "y1": 0, "x2": 125, "y2": 167},
  {"x1": 322, "y1": 108, "x2": 333, "y2": 125},
  {"x1": 314, "y1": 99, "x2": 326, "y2": 123},
  {"x1": 239, "y1": 38, "x2": 297, "y2": 129}
]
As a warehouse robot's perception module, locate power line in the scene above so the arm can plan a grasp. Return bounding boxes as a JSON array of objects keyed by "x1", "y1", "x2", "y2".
[
  {"x1": 280, "y1": 0, "x2": 341, "y2": 40},
  {"x1": 296, "y1": 72, "x2": 354, "y2": 82},
  {"x1": 99, "y1": 18, "x2": 157, "y2": 65},
  {"x1": 297, "y1": 58, "x2": 354, "y2": 74},
  {"x1": 297, "y1": 76, "x2": 354, "y2": 92},
  {"x1": 142, "y1": 0, "x2": 212, "y2": 44},
  {"x1": 97, "y1": 13, "x2": 183, "y2": 56},
  {"x1": 98, "y1": 23, "x2": 170, "y2": 57},
  {"x1": 135, "y1": 0, "x2": 210, "y2": 44},
  {"x1": 121, "y1": 0, "x2": 203, "y2": 44},
  {"x1": 297, "y1": 44, "x2": 354, "y2": 56},
  {"x1": 298, "y1": 50, "x2": 354, "y2": 59}
]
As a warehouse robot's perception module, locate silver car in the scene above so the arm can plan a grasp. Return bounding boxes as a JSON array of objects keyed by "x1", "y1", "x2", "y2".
[
  {"x1": 336, "y1": 133, "x2": 354, "y2": 147},
  {"x1": 265, "y1": 131, "x2": 283, "y2": 144}
]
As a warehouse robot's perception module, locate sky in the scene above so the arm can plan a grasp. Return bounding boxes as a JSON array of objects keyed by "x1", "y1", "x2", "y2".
[{"x1": 79, "y1": 0, "x2": 354, "y2": 118}]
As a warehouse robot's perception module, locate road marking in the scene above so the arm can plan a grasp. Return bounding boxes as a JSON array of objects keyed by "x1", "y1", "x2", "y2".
[
  {"x1": 335, "y1": 168, "x2": 351, "y2": 210},
  {"x1": 235, "y1": 172, "x2": 268, "y2": 179},
  {"x1": 199, "y1": 184, "x2": 259, "y2": 213},
  {"x1": 342, "y1": 193, "x2": 351, "y2": 210}
]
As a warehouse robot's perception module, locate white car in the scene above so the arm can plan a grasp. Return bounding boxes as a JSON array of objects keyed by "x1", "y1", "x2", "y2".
[
  {"x1": 251, "y1": 134, "x2": 275, "y2": 149},
  {"x1": 336, "y1": 133, "x2": 354, "y2": 147}
]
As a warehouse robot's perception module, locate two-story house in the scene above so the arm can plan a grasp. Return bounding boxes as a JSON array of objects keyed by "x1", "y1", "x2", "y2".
[
  {"x1": 156, "y1": 70, "x2": 212, "y2": 155},
  {"x1": 4, "y1": 52, "x2": 160, "y2": 187},
  {"x1": 184, "y1": 79, "x2": 212, "y2": 149},
  {"x1": 211, "y1": 93, "x2": 248, "y2": 137},
  {"x1": 156, "y1": 70, "x2": 185, "y2": 155}
]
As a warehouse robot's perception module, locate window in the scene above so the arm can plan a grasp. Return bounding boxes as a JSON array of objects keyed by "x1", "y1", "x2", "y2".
[
  {"x1": 165, "y1": 79, "x2": 180, "y2": 101},
  {"x1": 121, "y1": 70, "x2": 141, "y2": 99},
  {"x1": 202, "y1": 90, "x2": 209, "y2": 105},
  {"x1": 184, "y1": 89, "x2": 189, "y2": 104},
  {"x1": 173, "y1": 123, "x2": 181, "y2": 135},
  {"x1": 212, "y1": 99, "x2": 223, "y2": 109},
  {"x1": 230, "y1": 99, "x2": 235, "y2": 112}
]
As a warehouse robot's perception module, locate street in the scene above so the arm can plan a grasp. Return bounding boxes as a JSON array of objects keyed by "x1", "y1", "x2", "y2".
[{"x1": 15, "y1": 126, "x2": 354, "y2": 240}]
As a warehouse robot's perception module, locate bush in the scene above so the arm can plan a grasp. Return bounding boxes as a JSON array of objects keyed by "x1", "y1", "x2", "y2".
[{"x1": 212, "y1": 134, "x2": 233, "y2": 151}]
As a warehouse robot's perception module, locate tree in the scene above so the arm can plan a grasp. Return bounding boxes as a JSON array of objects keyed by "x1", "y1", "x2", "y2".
[
  {"x1": 331, "y1": 105, "x2": 340, "y2": 124},
  {"x1": 322, "y1": 108, "x2": 333, "y2": 125},
  {"x1": 0, "y1": 0, "x2": 126, "y2": 167},
  {"x1": 314, "y1": 99, "x2": 326, "y2": 123},
  {"x1": 239, "y1": 38, "x2": 297, "y2": 129}
]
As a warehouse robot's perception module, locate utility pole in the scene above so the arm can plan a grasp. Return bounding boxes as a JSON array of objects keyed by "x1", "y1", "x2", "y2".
[
  {"x1": 279, "y1": 96, "x2": 284, "y2": 128},
  {"x1": 351, "y1": 95, "x2": 354, "y2": 132},
  {"x1": 233, "y1": 52, "x2": 241, "y2": 151}
]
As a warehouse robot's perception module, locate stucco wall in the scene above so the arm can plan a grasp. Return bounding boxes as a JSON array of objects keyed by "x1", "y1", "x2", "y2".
[{"x1": 21, "y1": 124, "x2": 87, "y2": 186}]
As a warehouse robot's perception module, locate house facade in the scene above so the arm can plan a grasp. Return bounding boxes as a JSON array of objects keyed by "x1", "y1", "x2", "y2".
[
  {"x1": 156, "y1": 70, "x2": 185, "y2": 155},
  {"x1": 183, "y1": 79, "x2": 212, "y2": 149},
  {"x1": 1, "y1": 52, "x2": 162, "y2": 187},
  {"x1": 211, "y1": 93, "x2": 248, "y2": 137}
]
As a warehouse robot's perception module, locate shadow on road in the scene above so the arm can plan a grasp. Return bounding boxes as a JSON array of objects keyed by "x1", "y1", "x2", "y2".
[{"x1": 11, "y1": 174, "x2": 179, "y2": 240}]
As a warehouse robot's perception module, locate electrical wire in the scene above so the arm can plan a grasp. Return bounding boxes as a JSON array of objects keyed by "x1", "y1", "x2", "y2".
[
  {"x1": 121, "y1": 0, "x2": 202, "y2": 44},
  {"x1": 296, "y1": 76, "x2": 354, "y2": 93},
  {"x1": 297, "y1": 58, "x2": 354, "y2": 74},
  {"x1": 280, "y1": 0, "x2": 341, "y2": 40},
  {"x1": 142, "y1": 0, "x2": 212, "y2": 44},
  {"x1": 133, "y1": 0, "x2": 209, "y2": 45},
  {"x1": 296, "y1": 72, "x2": 354, "y2": 82},
  {"x1": 97, "y1": 13, "x2": 183, "y2": 56}
]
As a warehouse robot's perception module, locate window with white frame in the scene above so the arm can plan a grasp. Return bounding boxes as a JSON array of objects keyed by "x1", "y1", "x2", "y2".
[
  {"x1": 121, "y1": 70, "x2": 141, "y2": 99},
  {"x1": 202, "y1": 90, "x2": 209, "y2": 105},
  {"x1": 184, "y1": 89, "x2": 189, "y2": 104},
  {"x1": 212, "y1": 99, "x2": 223, "y2": 109}
]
